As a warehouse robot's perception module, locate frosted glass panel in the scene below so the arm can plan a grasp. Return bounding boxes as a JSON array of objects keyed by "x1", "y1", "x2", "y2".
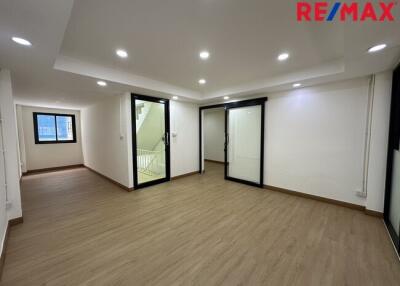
[
  {"x1": 389, "y1": 147, "x2": 400, "y2": 236},
  {"x1": 227, "y1": 105, "x2": 261, "y2": 184}
]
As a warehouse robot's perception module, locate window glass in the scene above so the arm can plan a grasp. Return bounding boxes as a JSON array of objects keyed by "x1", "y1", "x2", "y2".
[
  {"x1": 56, "y1": 116, "x2": 73, "y2": 141},
  {"x1": 37, "y1": 114, "x2": 56, "y2": 141}
]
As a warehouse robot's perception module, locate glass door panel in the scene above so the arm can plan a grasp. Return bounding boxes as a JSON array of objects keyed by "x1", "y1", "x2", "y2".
[
  {"x1": 389, "y1": 146, "x2": 400, "y2": 237},
  {"x1": 132, "y1": 95, "x2": 170, "y2": 189},
  {"x1": 225, "y1": 101, "x2": 264, "y2": 187}
]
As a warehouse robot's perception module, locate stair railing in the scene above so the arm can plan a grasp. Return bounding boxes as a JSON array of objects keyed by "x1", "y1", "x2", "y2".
[{"x1": 137, "y1": 148, "x2": 162, "y2": 175}]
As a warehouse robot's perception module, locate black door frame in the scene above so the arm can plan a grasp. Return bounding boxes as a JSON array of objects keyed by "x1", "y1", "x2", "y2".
[
  {"x1": 383, "y1": 64, "x2": 400, "y2": 254},
  {"x1": 199, "y1": 103, "x2": 226, "y2": 173},
  {"x1": 199, "y1": 97, "x2": 267, "y2": 188},
  {"x1": 224, "y1": 99, "x2": 266, "y2": 187},
  {"x1": 131, "y1": 93, "x2": 171, "y2": 190}
]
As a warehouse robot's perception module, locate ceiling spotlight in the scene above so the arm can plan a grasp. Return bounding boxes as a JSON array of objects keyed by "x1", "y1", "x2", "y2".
[
  {"x1": 198, "y1": 79, "x2": 206, "y2": 85},
  {"x1": 277, "y1": 53, "x2": 289, "y2": 61},
  {"x1": 199, "y1": 51, "x2": 210, "y2": 60},
  {"x1": 293, "y1": 83, "x2": 301, "y2": 88},
  {"x1": 97, "y1": 80, "x2": 107, "y2": 87},
  {"x1": 12, "y1": 37, "x2": 32, "y2": 46},
  {"x1": 367, "y1": 44, "x2": 387, "y2": 53},
  {"x1": 116, "y1": 49, "x2": 128, "y2": 58},
  {"x1": 224, "y1": 96, "x2": 230, "y2": 100},
  {"x1": 172, "y1": 96, "x2": 179, "y2": 100}
]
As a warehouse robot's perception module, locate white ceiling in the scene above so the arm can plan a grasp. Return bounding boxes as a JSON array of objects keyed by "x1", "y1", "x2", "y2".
[{"x1": 1, "y1": 0, "x2": 400, "y2": 109}]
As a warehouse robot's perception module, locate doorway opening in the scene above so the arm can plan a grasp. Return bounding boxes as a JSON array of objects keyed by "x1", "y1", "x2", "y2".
[
  {"x1": 199, "y1": 98, "x2": 267, "y2": 187},
  {"x1": 203, "y1": 107, "x2": 225, "y2": 173},
  {"x1": 131, "y1": 94, "x2": 170, "y2": 189}
]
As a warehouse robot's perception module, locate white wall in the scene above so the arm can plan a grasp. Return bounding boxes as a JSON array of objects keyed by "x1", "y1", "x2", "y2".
[
  {"x1": 265, "y1": 77, "x2": 369, "y2": 206},
  {"x1": 80, "y1": 73, "x2": 391, "y2": 212},
  {"x1": 0, "y1": 69, "x2": 23, "y2": 255},
  {"x1": 170, "y1": 100, "x2": 199, "y2": 177},
  {"x1": 16, "y1": 105, "x2": 83, "y2": 171},
  {"x1": 263, "y1": 74, "x2": 392, "y2": 211},
  {"x1": 80, "y1": 95, "x2": 199, "y2": 188},
  {"x1": 81, "y1": 93, "x2": 133, "y2": 188},
  {"x1": 0, "y1": 96, "x2": 7, "y2": 259},
  {"x1": 366, "y1": 72, "x2": 392, "y2": 212},
  {"x1": 204, "y1": 108, "x2": 224, "y2": 162},
  {"x1": 15, "y1": 105, "x2": 27, "y2": 174}
]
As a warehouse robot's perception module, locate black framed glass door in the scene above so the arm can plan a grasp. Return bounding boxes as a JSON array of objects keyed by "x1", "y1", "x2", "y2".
[
  {"x1": 131, "y1": 94, "x2": 170, "y2": 189},
  {"x1": 384, "y1": 65, "x2": 400, "y2": 254},
  {"x1": 224, "y1": 98, "x2": 265, "y2": 187}
]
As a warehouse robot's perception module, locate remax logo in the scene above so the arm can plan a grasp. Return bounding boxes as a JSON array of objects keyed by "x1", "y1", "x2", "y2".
[{"x1": 297, "y1": 1, "x2": 397, "y2": 21}]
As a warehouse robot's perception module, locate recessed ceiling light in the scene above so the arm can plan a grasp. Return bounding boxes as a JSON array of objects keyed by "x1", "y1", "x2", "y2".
[
  {"x1": 116, "y1": 49, "x2": 128, "y2": 58},
  {"x1": 293, "y1": 83, "x2": 301, "y2": 88},
  {"x1": 224, "y1": 96, "x2": 230, "y2": 100},
  {"x1": 97, "y1": 80, "x2": 107, "y2": 87},
  {"x1": 199, "y1": 51, "x2": 210, "y2": 60},
  {"x1": 12, "y1": 37, "x2": 32, "y2": 46},
  {"x1": 198, "y1": 79, "x2": 206, "y2": 85},
  {"x1": 172, "y1": 96, "x2": 179, "y2": 100},
  {"x1": 367, "y1": 44, "x2": 387, "y2": 53},
  {"x1": 277, "y1": 53, "x2": 289, "y2": 61}
]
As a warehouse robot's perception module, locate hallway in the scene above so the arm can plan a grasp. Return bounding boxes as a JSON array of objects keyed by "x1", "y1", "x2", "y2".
[{"x1": 1, "y1": 163, "x2": 400, "y2": 285}]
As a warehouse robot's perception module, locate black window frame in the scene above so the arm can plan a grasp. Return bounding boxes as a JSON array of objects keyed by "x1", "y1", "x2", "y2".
[{"x1": 33, "y1": 112, "x2": 77, "y2": 144}]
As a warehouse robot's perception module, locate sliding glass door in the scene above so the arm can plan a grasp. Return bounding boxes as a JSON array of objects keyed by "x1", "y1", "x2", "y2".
[
  {"x1": 131, "y1": 94, "x2": 170, "y2": 189},
  {"x1": 384, "y1": 65, "x2": 400, "y2": 254},
  {"x1": 225, "y1": 99, "x2": 265, "y2": 187}
]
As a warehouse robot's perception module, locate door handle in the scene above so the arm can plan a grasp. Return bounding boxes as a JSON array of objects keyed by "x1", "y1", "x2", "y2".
[{"x1": 165, "y1": 132, "x2": 169, "y2": 146}]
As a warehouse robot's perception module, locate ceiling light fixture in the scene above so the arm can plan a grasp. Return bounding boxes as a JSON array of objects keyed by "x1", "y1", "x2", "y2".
[
  {"x1": 224, "y1": 96, "x2": 230, "y2": 100},
  {"x1": 97, "y1": 80, "x2": 107, "y2": 87},
  {"x1": 172, "y1": 96, "x2": 179, "y2": 100},
  {"x1": 277, "y1": 53, "x2": 289, "y2": 61},
  {"x1": 367, "y1": 44, "x2": 387, "y2": 53},
  {"x1": 12, "y1": 37, "x2": 32, "y2": 46},
  {"x1": 116, "y1": 49, "x2": 128, "y2": 58},
  {"x1": 293, "y1": 83, "x2": 301, "y2": 88},
  {"x1": 199, "y1": 51, "x2": 210, "y2": 60},
  {"x1": 198, "y1": 79, "x2": 206, "y2": 85}
]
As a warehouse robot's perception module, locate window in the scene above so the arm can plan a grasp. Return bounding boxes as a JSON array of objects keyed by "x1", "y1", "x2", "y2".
[{"x1": 33, "y1": 112, "x2": 76, "y2": 144}]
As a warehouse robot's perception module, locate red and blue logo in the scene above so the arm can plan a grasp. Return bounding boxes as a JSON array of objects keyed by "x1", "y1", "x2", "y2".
[{"x1": 297, "y1": 1, "x2": 396, "y2": 21}]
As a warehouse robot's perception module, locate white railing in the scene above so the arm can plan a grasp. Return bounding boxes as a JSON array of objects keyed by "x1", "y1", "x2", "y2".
[{"x1": 137, "y1": 148, "x2": 163, "y2": 176}]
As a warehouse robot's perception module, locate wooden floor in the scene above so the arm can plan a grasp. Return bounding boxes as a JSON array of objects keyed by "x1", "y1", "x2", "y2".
[{"x1": 2, "y1": 162, "x2": 400, "y2": 285}]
